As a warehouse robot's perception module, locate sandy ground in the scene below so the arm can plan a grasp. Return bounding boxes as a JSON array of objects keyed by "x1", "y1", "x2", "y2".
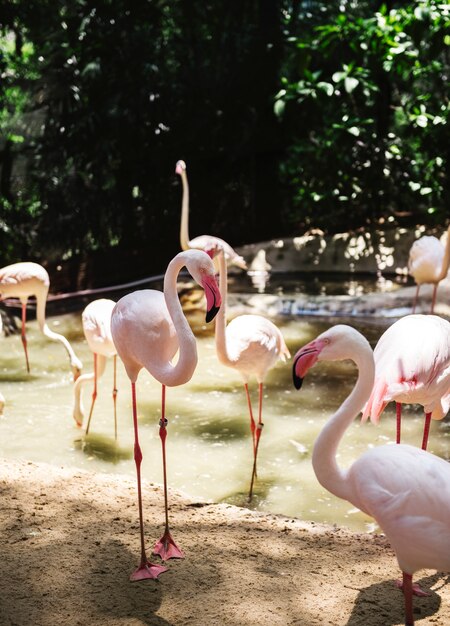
[{"x1": 1, "y1": 458, "x2": 450, "y2": 626}]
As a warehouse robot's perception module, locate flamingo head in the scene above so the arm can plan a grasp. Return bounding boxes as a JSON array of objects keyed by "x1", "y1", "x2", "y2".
[
  {"x1": 183, "y1": 249, "x2": 221, "y2": 323},
  {"x1": 292, "y1": 325, "x2": 368, "y2": 390},
  {"x1": 175, "y1": 160, "x2": 186, "y2": 175}
]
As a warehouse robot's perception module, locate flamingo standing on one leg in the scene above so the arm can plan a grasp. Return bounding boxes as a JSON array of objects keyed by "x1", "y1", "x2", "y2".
[
  {"x1": 73, "y1": 298, "x2": 118, "y2": 439},
  {"x1": 292, "y1": 324, "x2": 450, "y2": 626},
  {"x1": 408, "y1": 225, "x2": 450, "y2": 313},
  {"x1": 214, "y1": 247, "x2": 290, "y2": 500},
  {"x1": 111, "y1": 249, "x2": 221, "y2": 581},
  {"x1": 0, "y1": 262, "x2": 83, "y2": 379},
  {"x1": 361, "y1": 314, "x2": 450, "y2": 450},
  {"x1": 175, "y1": 159, "x2": 247, "y2": 270}
]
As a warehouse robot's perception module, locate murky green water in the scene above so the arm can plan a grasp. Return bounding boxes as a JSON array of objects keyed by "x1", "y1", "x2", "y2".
[{"x1": 0, "y1": 279, "x2": 448, "y2": 533}]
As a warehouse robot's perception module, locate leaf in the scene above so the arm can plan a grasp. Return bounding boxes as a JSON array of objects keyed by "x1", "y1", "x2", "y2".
[
  {"x1": 348, "y1": 126, "x2": 360, "y2": 136},
  {"x1": 317, "y1": 81, "x2": 334, "y2": 96},
  {"x1": 344, "y1": 77, "x2": 359, "y2": 93},
  {"x1": 274, "y1": 99, "x2": 285, "y2": 118},
  {"x1": 415, "y1": 115, "x2": 428, "y2": 128},
  {"x1": 332, "y1": 71, "x2": 346, "y2": 83}
]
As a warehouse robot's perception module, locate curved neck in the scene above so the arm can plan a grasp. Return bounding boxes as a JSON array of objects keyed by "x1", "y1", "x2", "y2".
[
  {"x1": 312, "y1": 347, "x2": 375, "y2": 504},
  {"x1": 179, "y1": 170, "x2": 190, "y2": 250},
  {"x1": 214, "y1": 250, "x2": 234, "y2": 367},
  {"x1": 35, "y1": 290, "x2": 81, "y2": 369},
  {"x1": 437, "y1": 225, "x2": 450, "y2": 281},
  {"x1": 73, "y1": 371, "x2": 95, "y2": 422},
  {"x1": 149, "y1": 255, "x2": 198, "y2": 386}
]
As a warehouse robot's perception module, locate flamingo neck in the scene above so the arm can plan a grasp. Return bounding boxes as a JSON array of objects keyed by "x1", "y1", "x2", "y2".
[
  {"x1": 312, "y1": 344, "x2": 375, "y2": 503},
  {"x1": 214, "y1": 251, "x2": 234, "y2": 368},
  {"x1": 73, "y1": 371, "x2": 95, "y2": 423},
  {"x1": 35, "y1": 289, "x2": 82, "y2": 371},
  {"x1": 157, "y1": 255, "x2": 198, "y2": 386},
  {"x1": 179, "y1": 170, "x2": 191, "y2": 251},
  {"x1": 437, "y1": 225, "x2": 450, "y2": 281}
]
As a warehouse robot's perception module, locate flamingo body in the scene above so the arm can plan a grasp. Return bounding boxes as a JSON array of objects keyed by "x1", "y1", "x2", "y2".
[
  {"x1": 293, "y1": 324, "x2": 450, "y2": 625},
  {"x1": 0, "y1": 261, "x2": 83, "y2": 378},
  {"x1": 176, "y1": 160, "x2": 247, "y2": 270},
  {"x1": 73, "y1": 299, "x2": 117, "y2": 433},
  {"x1": 362, "y1": 315, "x2": 450, "y2": 447},
  {"x1": 408, "y1": 226, "x2": 450, "y2": 313}
]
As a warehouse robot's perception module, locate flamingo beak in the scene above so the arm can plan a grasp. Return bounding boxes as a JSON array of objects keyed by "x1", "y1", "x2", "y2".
[
  {"x1": 202, "y1": 275, "x2": 221, "y2": 323},
  {"x1": 292, "y1": 339, "x2": 327, "y2": 390}
]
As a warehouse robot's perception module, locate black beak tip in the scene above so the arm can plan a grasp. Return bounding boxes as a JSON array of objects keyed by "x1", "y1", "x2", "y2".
[
  {"x1": 293, "y1": 372, "x2": 303, "y2": 390},
  {"x1": 206, "y1": 305, "x2": 220, "y2": 324}
]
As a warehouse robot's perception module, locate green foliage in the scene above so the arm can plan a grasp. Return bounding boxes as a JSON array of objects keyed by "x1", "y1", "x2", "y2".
[{"x1": 277, "y1": 0, "x2": 450, "y2": 232}]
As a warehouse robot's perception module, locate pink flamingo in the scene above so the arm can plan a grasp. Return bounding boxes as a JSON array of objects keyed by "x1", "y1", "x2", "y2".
[
  {"x1": 111, "y1": 249, "x2": 221, "y2": 581},
  {"x1": 73, "y1": 298, "x2": 118, "y2": 439},
  {"x1": 361, "y1": 314, "x2": 450, "y2": 450},
  {"x1": 175, "y1": 159, "x2": 247, "y2": 270},
  {"x1": 408, "y1": 225, "x2": 450, "y2": 313},
  {"x1": 214, "y1": 247, "x2": 290, "y2": 500},
  {"x1": 0, "y1": 261, "x2": 82, "y2": 379},
  {"x1": 293, "y1": 324, "x2": 450, "y2": 626}
]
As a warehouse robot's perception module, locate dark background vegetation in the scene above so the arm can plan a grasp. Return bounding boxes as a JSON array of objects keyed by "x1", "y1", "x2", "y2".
[{"x1": 0, "y1": 0, "x2": 449, "y2": 288}]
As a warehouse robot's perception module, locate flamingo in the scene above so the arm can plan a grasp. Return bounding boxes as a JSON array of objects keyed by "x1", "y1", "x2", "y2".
[
  {"x1": 175, "y1": 159, "x2": 248, "y2": 270},
  {"x1": 292, "y1": 324, "x2": 450, "y2": 626},
  {"x1": 361, "y1": 314, "x2": 450, "y2": 450},
  {"x1": 0, "y1": 262, "x2": 82, "y2": 380},
  {"x1": 214, "y1": 247, "x2": 290, "y2": 500},
  {"x1": 111, "y1": 249, "x2": 221, "y2": 581},
  {"x1": 408, "y1": 225, "x2": 450, "y2": 313},
  {"x1": 73, "y1": 298, "x2": 118, "y2": 439}
]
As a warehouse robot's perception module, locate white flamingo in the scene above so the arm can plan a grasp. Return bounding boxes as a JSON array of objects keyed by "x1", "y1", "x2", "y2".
[
  {"x1": 408, "y1": 225, "x2": 450, "y2": 313},
  {"x1": 0, "y1": 261, "x2": 82, "y2": 379},
  {"x1": 214, "y1": 247, "x2": 290, "y2": 499},
  {"x1": 73, "y1": 298, "x2": 118, "y2": 438},
  {"x1": 176, "y1": 159, "x2": 247, "y2": 270},
  {"x1": 292, "y1": 324, "x2": 450, "y2": 626},
  {"x1": 111, "y1": 249, "x2": 221, "y2": 581}
]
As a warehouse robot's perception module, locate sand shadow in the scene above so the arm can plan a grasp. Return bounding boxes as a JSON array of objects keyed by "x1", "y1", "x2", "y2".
[{"x1": 345, "y1": 572, "x2": 448, "y2": 625}]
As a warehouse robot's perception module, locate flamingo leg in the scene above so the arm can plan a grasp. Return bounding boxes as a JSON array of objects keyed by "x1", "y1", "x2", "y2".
[
  {"x1": 112, "y1": 354, "x2": 118, "y2": 441},
  {"x1": 396, "y1": 402, "x2": 402, "y2": 444},
  {"x1": 153, "y1": 384, "x2": 184, "y2": 561},
  {"x1": 21, "y1": 303, "x2": 30, "y2": 373},
  {"x1": 421, "y1": 412, "x2": 432, "y2": 450},
  {"x1": 403, "y1": 572, "x2": 414, "y2": 626},
  {"x1": 412, "y1": 285, "x2": 420, "y2": 314},
  {"x1": 85, "y1": 353, "x2": 98, "y2": 436},
  {"x1": 129, "y1": 382, "x2": 167, "y2": 581},
  {"x1": 248, "y1": 383, "x2": 264, "y2": 501},
  {"x1": 430, "y1": 283, "x2": 438, "y2": 314},
  {"x1": 244, "y1": 383, "x2": 257, "y2": 457}
]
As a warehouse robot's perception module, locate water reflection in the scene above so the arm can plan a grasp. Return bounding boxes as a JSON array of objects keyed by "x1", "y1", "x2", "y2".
[{"x1": 0, "y1": 293, "x2": 448, "y2": 534}]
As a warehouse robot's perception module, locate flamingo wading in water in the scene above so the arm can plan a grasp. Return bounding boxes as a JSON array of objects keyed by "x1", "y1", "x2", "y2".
[
  {"x1": 111, "y1": 249, "x2": 221, "y2": 581},
  {"x1": 408, "y1": 225, "x2": 450, "y2": 313},
  {"x1": 73, "y1": 298, "x2": 118, "y2": 439},
  {"x1": 361, "y1": 314, "x2": 450, "y2": 450},
  {"x1": 175, "y1": 159, "x2": 247, "y2": 270},
  {"x1": 0, "y1": 262, "x2": 82, "y2": 379},
  {"x1": 214, "y1": 247, "x2": 290, "y2": 500},
  {"x1": 292, "y1": 324, "x2": 450, "y2": 626}
]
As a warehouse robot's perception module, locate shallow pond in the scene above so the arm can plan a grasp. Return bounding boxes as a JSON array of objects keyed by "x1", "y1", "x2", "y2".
[{"x1": 0, "y1": 274, "x2": 447, "y2": 534}]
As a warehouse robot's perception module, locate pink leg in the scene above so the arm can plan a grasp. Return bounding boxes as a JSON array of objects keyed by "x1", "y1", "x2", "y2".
[
  {"x1": 412, "y1": 284, "x2": 420, "y2": 314},
  {"x1": 396, "y1": 402, "x2": 402, "y2": 444},
  {"x1": 422, "y1": 412, "x2": 432, "y2": 450},
  {"x1": 430, "y1": 283, "x2": 438, "y2": 314},
  {"x1": 153, "y1": 385, "x2": 184, "y2": 561},
  {"x1": 85, "y1": 353, "x2": 98, "y2": 436},
  {"x1": 21, "y1": 303, "x2": 30, "y2": 373},
  {"x1": 129, "y1": 382, "x2": 167, "y2": 581},
  {"x1": 112, "y1": 355, "x2": 118, "y2": 441},
  {"x1": 248, "y1": 383, "x2": 264, "y2": 501},
  {"x1": 244, "y1": 383, "x2": 256, "y2": 456},
  {"x1": 403, "y1": 572, "x2": 414, "y2": 626}
]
